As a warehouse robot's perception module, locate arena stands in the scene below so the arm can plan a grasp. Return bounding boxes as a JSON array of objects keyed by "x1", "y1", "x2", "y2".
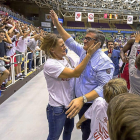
[
  {"x1": 90, "y1": 23, "x2": 110, "y2": 28},
  {"x1": 0, "y1": 4, "x2": 33, "y2": 24},
  {"x1": 67, "y1": 21, "x2": 85, "y2": 27},
  {"x1": 115, "y1": 24, "x2": 132, "y2": 30},
  {"x1": 0, "y1": 4, "x2": 47, "y2": 94}
]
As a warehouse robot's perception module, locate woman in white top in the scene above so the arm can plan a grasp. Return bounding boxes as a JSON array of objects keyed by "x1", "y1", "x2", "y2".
[{"x1": 41, "y1": 33, "x2": 101, "y2": 140}]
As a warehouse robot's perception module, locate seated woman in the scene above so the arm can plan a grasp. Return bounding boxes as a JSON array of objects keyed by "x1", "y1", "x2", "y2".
[{"x1": 41, "y1": 33, "x2": 101, "y2": 140}]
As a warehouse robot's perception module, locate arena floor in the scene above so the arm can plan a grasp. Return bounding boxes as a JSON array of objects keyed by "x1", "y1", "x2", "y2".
[
  {"x1": 0, "y1": 48, "x2": 107, "y2": 140},
  {"x1": 0, "y1": 50, "x2": 82, "y2": 140}
]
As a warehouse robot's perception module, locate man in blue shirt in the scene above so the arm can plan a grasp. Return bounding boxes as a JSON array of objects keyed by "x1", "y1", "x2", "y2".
[
  {"x1": 50, "y1": 10, "x2": 114, "y2": 140},
  {"x1": 104, "y1": 40, "x2": 120, "y2": 78}
]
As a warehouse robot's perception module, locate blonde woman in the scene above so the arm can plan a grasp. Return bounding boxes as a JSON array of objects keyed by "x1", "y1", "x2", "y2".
[{"x1": 41, "y1": 33, "x2": 101, "y2": 140}]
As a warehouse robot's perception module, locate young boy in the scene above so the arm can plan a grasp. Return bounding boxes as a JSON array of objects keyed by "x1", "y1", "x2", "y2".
[
  {"x1": 76, "y1": 78, "x2": 127, "y2": 140},
  {"x1": 107, "y1": 93, "x2": 140, "y2": 140}
]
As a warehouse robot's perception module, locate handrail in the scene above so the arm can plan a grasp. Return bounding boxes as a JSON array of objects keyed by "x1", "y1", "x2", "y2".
[{"x1": 0, "y1": 51, "x2": 46, "y2": 92}]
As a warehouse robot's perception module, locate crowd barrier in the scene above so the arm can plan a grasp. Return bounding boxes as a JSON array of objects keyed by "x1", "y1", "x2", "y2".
[{"x1": 0, "y1": 50, "x2": 46, "y2": 92}]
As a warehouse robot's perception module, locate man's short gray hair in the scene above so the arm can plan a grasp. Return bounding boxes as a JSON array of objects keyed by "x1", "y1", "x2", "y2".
[{"x1": 86, "y1": 28, "x2": 105, "y2": 48}]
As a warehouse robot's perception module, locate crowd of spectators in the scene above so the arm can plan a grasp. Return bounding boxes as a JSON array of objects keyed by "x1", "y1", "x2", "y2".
[
  {"x1": 0, "y1": 5, "x2": 47, "y2": 91},
  {"x1": 0, "y1": 3, "x2": 33, "y2": 24}
]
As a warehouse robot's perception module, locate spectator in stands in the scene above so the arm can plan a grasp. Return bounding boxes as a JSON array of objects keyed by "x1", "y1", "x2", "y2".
[
  {"x1": 50, "y1": 10, "x2": 114, "y2": 140},
  {"x1": 107, "y1": 93, "x2": 140, "y2": 140},
  {"x1": 6, "y1": 22, "x2": 23, "y2": 81},
  {"x1": 76, "y1": 78, "x2": 127, "y2": 140},
  {"x1": 42, "y1": 33, "x2": 101, "y2": 140},
  {"x1": 114, "y1": 42, "x2": 119, "y2": 50},
  {"x1": 119, "y1": 43, "x2": 123, "y2": 50},
  {"x1": 32, "y1": 45, "x2": 41, "y2": 68},
  {"x1": 0, "y1": 29, "x2": 12, "y2": 91},
  {"x1": 129, "y1": 32, "x2": 140, "y2": 95},
  {"x1": 104, "y1": 40, "x2": 120, "y2": 78},
  {"x1": 27, "y1": 34, "x2": 40, "y2": 71},
  {"x1": 16, "y1": 25, "x2": 31, "y2": 79}
]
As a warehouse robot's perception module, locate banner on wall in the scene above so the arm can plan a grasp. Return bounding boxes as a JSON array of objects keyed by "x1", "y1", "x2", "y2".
[
  {"x1": 88, "y1": 13, "x2": 94, "y2": 22},
  {"x1": 109, "y1": 14, "x2": 112, "y2": 19},
  {"x1": 41, "y1": 22, "x2": 51, "y2": 27},
  {"x1": 115, "y1": 14, "x2": 118, "y2": 19},
  {"x1": 45, "y1": 14, "x2": 51, "y2": 21},
  {"x1": 104, "y1": 13, "x2": 107, "y2": 18},
  {"x1": 127, "y1": 15, "x2": 133, "y2": 24},
  {"x1": 75, "y1": 12, "x2": 82, "y2": 21}
]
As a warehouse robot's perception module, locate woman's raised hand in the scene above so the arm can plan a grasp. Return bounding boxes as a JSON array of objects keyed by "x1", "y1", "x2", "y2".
[{"x1": 50, "y1": 10, "x2": 59, "y2": 26}]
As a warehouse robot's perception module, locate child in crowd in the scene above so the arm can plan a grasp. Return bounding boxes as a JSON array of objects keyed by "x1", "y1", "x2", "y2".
[
  {"x1": 76, "y1": 78, "x2": 127, "y2": 140},
  {"x1": 107, "y1": 93, "x2": 140, "y2": 140}
]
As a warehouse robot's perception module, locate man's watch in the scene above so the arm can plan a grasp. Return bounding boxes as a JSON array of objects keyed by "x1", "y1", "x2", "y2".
[{"x1": 83, "y1": 95, "x2": 87, "y2": 103}]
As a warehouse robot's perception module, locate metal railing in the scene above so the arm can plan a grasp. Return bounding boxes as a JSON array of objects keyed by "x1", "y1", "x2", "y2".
[
  {"x1": 11, "y1": 53, "x2": 25, "y2": 84},
  {"x1": 0, "y1": 51, "x2": 46, "y2": 93}
]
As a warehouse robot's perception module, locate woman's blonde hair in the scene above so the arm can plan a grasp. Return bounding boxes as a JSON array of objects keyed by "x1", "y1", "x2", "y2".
[
  {"x1": 40, "y1": 33, "x2": 61, "y2": 58},
  {"x1": 103, "y1": 78, "x2": 127, "y2": 103}
]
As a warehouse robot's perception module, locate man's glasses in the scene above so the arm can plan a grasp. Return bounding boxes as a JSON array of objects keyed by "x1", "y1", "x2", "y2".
[{"x1": 83, "y1": 37, "x2": 97, "y2": 42}]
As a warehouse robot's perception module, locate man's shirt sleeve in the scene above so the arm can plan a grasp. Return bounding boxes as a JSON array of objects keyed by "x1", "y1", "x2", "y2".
[
  {"x1": 93, "y1": 58, "x2": 114, "y2": 97},
  {"x1": 129, "y1": 42, "x2": 138, "y2": 75},
  {"x1": 65, "y1": 37, "x2": 83, "y2": 57},
  {"x1": 94, "y1": 68, "x2": 114, "y2": 97}
]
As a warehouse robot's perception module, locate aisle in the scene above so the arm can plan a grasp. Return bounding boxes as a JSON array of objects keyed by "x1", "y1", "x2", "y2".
[{"x1": 0, "y1": 50, "x2": 82, "y2": 140}]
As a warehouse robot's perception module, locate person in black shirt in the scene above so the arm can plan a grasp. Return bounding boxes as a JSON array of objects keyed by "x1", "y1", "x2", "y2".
[{"x1": 0, "y1": 29, "x2": 12, "y2": 91}]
